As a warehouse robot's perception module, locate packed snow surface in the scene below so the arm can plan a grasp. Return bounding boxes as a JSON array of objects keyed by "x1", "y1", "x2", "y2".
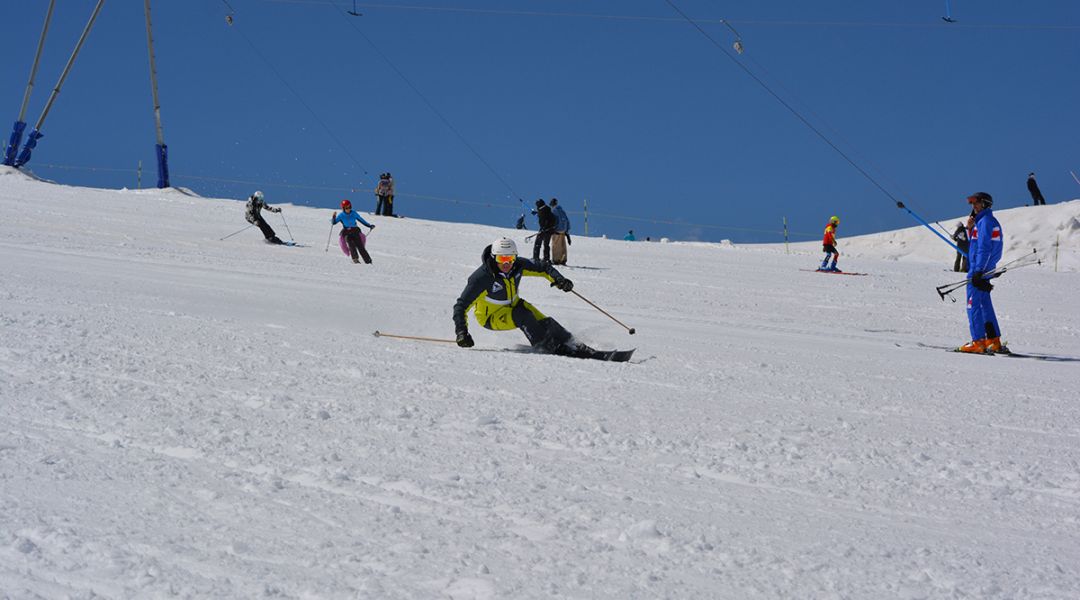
[{"x1": 2, "y1": 166, "x2": 1079, "y2": 598}]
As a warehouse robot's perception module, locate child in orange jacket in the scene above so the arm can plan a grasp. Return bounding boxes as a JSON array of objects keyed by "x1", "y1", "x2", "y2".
[{"x1": 820, "y1": 216, "x2": 840, "y2": 272}]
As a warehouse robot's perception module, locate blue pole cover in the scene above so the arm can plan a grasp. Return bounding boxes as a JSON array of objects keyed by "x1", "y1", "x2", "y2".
[
  {"x1": 156, "y1": 143, "x2": 170, "y2": 188},
  {"x1": 13, "y1": 128, "x2": 43, "y2": 168},
  {"x1": 3, "y1": 121, "x2": 26, "y2": 166},
  {"x1": 901, "y1": 203, "x2": 968, "y2": 258}
]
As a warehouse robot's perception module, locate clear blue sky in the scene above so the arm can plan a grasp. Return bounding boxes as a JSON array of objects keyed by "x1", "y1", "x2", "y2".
[{"x1": 2, "y1": 1, "x2": 1078, "y2": 242}]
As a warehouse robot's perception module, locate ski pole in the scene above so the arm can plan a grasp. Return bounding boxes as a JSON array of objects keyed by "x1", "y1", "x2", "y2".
[
  {"x1": 373, "y1": 330, "x2": 456, "y2": 344},
  {"x1": 325, "y1": 223, "x2": 336, "y2": 252},
  {"x1": 279, "y1": 211, "x2": 294, "y2": 242},
  {"x1": 220, "y1": 224, "x2": 254, "y2": 241},
  {"x1": 935, "y1": 250, "x2": 1041, "y2": 301},
  {"x1": 570, "y1": 290, "x2": 636, "y2": 335}
]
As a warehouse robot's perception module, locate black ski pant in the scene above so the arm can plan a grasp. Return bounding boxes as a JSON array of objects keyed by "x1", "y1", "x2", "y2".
[
  {"x1": 533, "y1": 229, "x2": 553, "y2": 262},
  {"x1": 375, "y1": 195, "x2": 394, "y2": 216},
  {"x1": 953, "y1": 243, "x2": 969, "y2": 272},
  {"x1": 254, "y1": 216, "x2": 281, "y2": 243},
  {"x1": 1030, "y1": 191, "x2": 1046, "y2": 206},
  {"x1": 342, "y1": 228, "x2": 372, "y2": 263},
  {"x1": 511, "y1": 307, "x2": 572, "y2": 352}
]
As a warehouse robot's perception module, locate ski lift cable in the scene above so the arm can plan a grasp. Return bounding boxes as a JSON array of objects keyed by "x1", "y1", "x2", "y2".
[
  {"x1": 326, "y1": 0, "x2": 521, "y2": 200},
  {"x1": 215, "y1": 5, "x2": 370, "y2": 175},
  {"x1": 258, "y1": 1, "x2": 1080, "y2": 30},
  {"x1": 665, "y1": 1, "x2": 900, "y2": 204},
  {"x1": 735, "y1": 50, "x2": 921, "y2": 208},
  {"x1": 664, "y1": 0, "x2": 968, "y2": 255}
]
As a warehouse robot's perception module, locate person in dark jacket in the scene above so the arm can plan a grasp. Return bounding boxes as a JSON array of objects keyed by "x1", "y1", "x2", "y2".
[
  {"x1": 375, "y1": 172, "x2": 396, "y2": 216},
  {"x1": 531, "y1": 199, "x2": 557, "y2": 263},
  {"x1": 453, "y1": 237, "x2": 594, "y2": 357},
  {"x1": 951, "y1": 220, "x2": 970, "y2": 272},
  {"x1": 244, "y1": 190, "x2": 284, "y2": 244},
  {"x1": 549, "y1": 198, "x2": 571, "y2": 265},
  {"x1": 331, "y1": 199, "x2": 375, "y2": 264},
  {"x1": 1027, "y1": 172, "x2": 1046, "y2": 206}
]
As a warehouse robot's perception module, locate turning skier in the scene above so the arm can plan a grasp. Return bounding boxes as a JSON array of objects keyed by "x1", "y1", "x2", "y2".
[
  {"x1": 453, "y1": 237, "x2": 600, "y2": 358},
  {"x1": 958, "y1": 192, "x2": 1006, "y2": 353},
  {"x1": 245, "y1": 190, "x2": 285, "y2": 245},
  {"x1": 819, "y1": 215, "x2": 841, "y2": 272},
  {"x1": 331, "y1": 199, "x2": 375, "y2": 264}
]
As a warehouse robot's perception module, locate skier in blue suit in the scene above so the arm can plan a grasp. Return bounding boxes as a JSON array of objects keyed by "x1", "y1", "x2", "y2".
[{"x1": 959, "y1": 192, "x2": 1005, "y2": 353}]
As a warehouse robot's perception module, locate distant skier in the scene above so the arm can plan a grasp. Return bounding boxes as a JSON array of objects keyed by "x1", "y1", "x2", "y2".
[
  {"x1": 819, "y1": 216, "x2": 840, "y2": 272},
  {"x1": 375, "y1": 172, "x2": 396, "y2": 216},
  {"x1": 958, "y1": 192, "x2": 1006, "y2": 354},
  {"x1": 623, "y1": 230, "x2": 636, "y2": 241},
  {"x1": 453, "y1": 237, "x2": 595, "y2": 357},
  {"x1": 245, "y1": 190, "x2": 285, "y2": 245},
  {"x1": 549, "y1": 198, "x2": 571, "y2": 265},
  {"x1": 531, "y1": 199, "x2": 556, "y2": 263},
  {"x1": 1027, "y1": 172, "x2": 1046, "y2": 206},
  {"x1": 951, "y1": 220, "x2": 970, "y2": 272},
  {"x1": 331, "y1": 199, "x2": 375, "y2": 264}
]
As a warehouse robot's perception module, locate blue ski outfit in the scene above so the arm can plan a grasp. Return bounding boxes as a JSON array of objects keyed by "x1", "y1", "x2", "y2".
[{"x1": 966, "y1": 208, "x2": 1003, "y2": 341}]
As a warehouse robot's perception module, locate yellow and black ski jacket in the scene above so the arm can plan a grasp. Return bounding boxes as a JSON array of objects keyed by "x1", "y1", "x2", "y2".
[{"x1": 453, "y1": 245, "x2": 566, "y2": 333}]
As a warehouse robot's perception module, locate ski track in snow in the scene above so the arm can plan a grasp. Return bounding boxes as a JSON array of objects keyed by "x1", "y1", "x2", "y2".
[{"x1": 2, "y1": 167, "x2": 1080, "y2": 598}]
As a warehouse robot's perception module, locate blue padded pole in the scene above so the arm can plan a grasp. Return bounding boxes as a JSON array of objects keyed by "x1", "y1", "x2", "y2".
[
  {"x1": 4, "y1": 0, "x2": 55, "y2": 166},
  {"x1": 896, "y1": 201, "x2": 967, "y2": 258},
  {"x1": 4, "y1": 122, "x2": 27, "y2": 167},
  {"x1": 155, "y1": 144, "x2": 170, "y2": 188},
  {"x1": 15, "y1": 0, "x2": 104, "y2": 168}
]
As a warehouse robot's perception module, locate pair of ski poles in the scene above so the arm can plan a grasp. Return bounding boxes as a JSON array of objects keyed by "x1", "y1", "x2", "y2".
[
  {"x1": 936, "y1": 249, "x2": 1041, "y2": 302},
  {"x1": 219, "y1": 211, "x2": 294, "y2": 243},
  {"x1": 324, "y1": 222, "x2": 375, "y2": 252},
  {"x1": 375, "y1": 289, "x2": 636, "y2": 344}
]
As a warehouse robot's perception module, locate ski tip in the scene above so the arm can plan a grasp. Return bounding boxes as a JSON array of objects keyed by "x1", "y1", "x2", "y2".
[{"x1": 373, "y1": 330, "x2": 381, "y2": 337}]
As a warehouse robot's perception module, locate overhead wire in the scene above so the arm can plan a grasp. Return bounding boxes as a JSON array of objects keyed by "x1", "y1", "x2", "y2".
[
  {"x1": 665, "y1": 1, "x2": 975, "y2": 254},
  {"x1": 663, "y1": 1, "x2": 917, "y2": 211},
  {"x1": 259, "y1": 1, "x2": 1080, "y2": 31},
  {"x1": 29, "y1": 161, "x2": 819, "y2": 238},
  {"x1": 325, "y1": 0, "x2": 522, "y2": 201},
  {"x1": 211, "y1": 1, "x2": 370, "y2": 175}
]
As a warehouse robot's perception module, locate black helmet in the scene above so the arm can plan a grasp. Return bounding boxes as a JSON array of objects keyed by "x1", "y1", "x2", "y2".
[
  {"x1": 968, "y1": 192, "x2": 993, "y2": 207},
  {"x1": 535, "y1": 199, "x2": 544, "y2": 207}
]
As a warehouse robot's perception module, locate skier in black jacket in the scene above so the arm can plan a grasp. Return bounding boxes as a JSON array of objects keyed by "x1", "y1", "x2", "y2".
[
  {"x1": 531, "y1": 199, "x2": 557, "y2": 263},
  {"x1": 1027, "y1": 172, "x2": 1046, "y2": 206},
  {"x1": 244, "y1": 190, "x2": 284, "y2": 244},
  {"x1": 453, "y1": 237, "x2": 595, "y2": 357}
]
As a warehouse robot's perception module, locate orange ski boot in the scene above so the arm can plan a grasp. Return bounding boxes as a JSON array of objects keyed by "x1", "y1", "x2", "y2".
[
  {"x1": 957, "y1": 339, "x2": 988, "y2": 354},
  {"x1": 985, "y1": 337, "x2": 1009, "y2": 354}
]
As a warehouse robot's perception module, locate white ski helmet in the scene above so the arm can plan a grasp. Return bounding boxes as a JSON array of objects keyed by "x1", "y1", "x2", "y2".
[
  {"x1": 253, "y1": 190, "x2": 264, "y2": 201},
  {"x1": 490, "y1": 237, "x2": 517, "y2": 257}
]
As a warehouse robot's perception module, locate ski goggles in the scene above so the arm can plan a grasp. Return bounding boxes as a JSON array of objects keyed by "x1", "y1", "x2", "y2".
[{"x1": 494, "y1": 254, "x2": 517, "y2": 265}]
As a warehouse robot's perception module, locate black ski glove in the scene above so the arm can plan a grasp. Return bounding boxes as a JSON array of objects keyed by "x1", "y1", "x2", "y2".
[
  {"x1": 271, "y1": 207, "x2": 281, "y2": 213},
  {"x1": 552, "y1": 278, "x2": 573, "y2": 292},
  {"x1": 369, "y1": 224, "x2": 376, "y2": 230},
  {"x1": 971, "y1": 271, "x2": 993, "y2": 292},
  {"x1": 330, "y1": 211, "x2": 337, "y2": 224},
  {"x1": 456, "y1": 331, "x2": 474, "y2": 348}
]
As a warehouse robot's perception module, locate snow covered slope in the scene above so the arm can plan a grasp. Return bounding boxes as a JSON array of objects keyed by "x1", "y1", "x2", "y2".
[
  {"x1": 2, "y1": 167, "x2": 1079, "y2": 598},
  {"x1": 786, "y1": 198, "x2": 1080, "y2": 272}
]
